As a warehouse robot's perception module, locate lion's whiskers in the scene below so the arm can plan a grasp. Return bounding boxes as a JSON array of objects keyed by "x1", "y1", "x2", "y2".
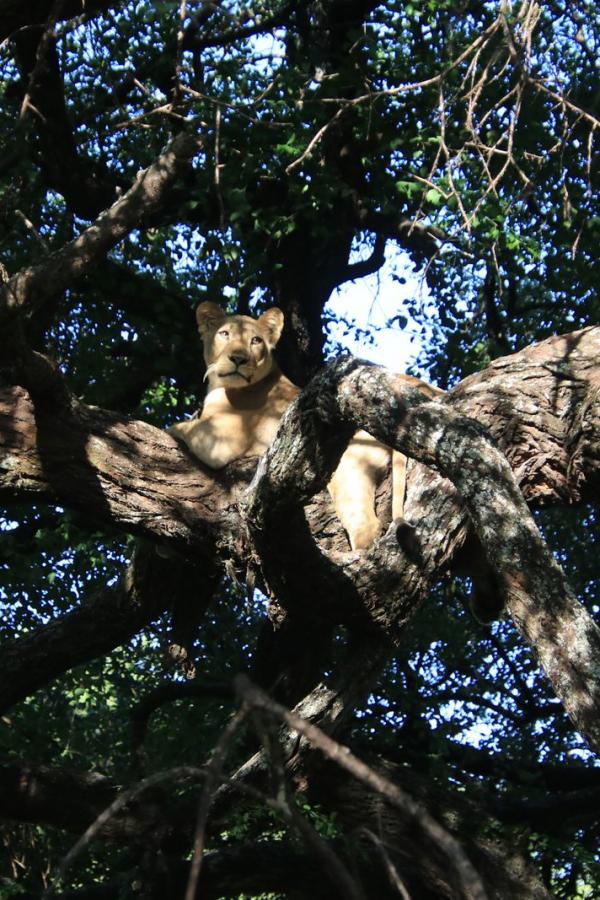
[{"x1": 203, "y1": 363, "x2": 218, "y2": 382}]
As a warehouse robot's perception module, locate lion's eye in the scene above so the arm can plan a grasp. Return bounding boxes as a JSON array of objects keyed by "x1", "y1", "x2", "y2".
[
  {"x1": 250, "y1": 336, "x2": 263, "y2": 345},
  {"x1": 218, "y1": 329, "x2": 229, "y2": 338}
]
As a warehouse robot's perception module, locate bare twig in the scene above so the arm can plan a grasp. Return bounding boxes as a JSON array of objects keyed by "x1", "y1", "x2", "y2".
[
  {"x1": 111, "y1": 101, "x2": 192, "y2": 131},
  {"x1": 182, "y1": 84, "x2": 290, "y2": 125},
  {"x1": 234, "y1": 675, "x2": 489, "y2": 900},
  {"x1": 184, "y1": 707, "x2": 249, "y2": 900},
  {"x1": 527, "y1": 76, "x2": 600, "y2": 129},
  {"x1": 246, "y1": 701, "x2": 367, "y2": 900},
  {"x1": 285, "y1": 16, "x2": 504, "y2": 173},
  {"x1": 14, "y1": 210, "x2": 49, "y2": 253},
  {"x1": 45, "y1": 766, "x2": 207, "y2": 898},
  {"x1": 215, "y1": 105, "x2": 226, "y2": 229},
  {"x1": 360, "y1": 828, "x2": 413, "y2": 900}
]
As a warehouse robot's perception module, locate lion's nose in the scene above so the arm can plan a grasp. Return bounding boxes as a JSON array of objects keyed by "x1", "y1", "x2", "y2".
[{"x1": 229, "y1": 353, "x2": 249, "y2": 367}]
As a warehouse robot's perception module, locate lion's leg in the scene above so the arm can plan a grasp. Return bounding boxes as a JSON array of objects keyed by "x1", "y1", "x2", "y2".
[
  {"x1": 328, "y1": 432, "x2": 388, "y2": 550},
  {"x1": 391, "y1": 449, "x2": 407, "y2": 520},
  {"x1": 328, "y1": 464, "x2": 380, "y2": 550}
]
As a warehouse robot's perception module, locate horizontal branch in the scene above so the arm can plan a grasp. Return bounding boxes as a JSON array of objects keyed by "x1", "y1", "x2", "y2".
[
  {"x1": 366, "y1": 733, "x2": 600, "y2": 796},
  {"x1": 0, "y1": 385, "x2": 226, "y2": 552},
  {"x1": 182, "y1": 2, "x2": 294, "y2": 51},
  {"x1": 491, "y1": 786, "x2": 600, "y2": 832},
  {"x1": 341, "y1": 233, "x2": 387, "y2": 283},
  {"x1": 354, "y1": 205, "x2": 456, "y2": 257},
  {"x1": 0, "y1": 0, "x2": 126, "y2": 42},
  {"x1": 1, "y1": 328, "x2": 598, "y2": 561},
  {"x1": 0, "y1": 761, "x2": 122, "y2": 838}
]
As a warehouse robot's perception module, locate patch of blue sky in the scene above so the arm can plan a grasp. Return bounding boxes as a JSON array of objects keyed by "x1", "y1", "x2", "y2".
[
  {"x1": 325, "y1": 243, "x2": 432, "y2": 375},
  {"x1": 453, "y1": 718, "x2": 495, "y2": 749},
  {"x1": 245, "y1": 30, "x2": 287, "y2": 75},
  {"x1": 0, "y1": 517, "x2": 18, "y2": 531}
]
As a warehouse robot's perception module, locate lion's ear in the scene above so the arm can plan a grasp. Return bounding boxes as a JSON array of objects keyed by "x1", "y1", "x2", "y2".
[
  {"x1": 258, "y1": 307, "x2": 284, "y2": 344},
  {"x1": 196, "y1": 302, "x2": 226, "y2": 336}
]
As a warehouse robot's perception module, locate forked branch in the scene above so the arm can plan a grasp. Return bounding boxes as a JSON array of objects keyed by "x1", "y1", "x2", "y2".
[{"x1": 244, "y1": 341, "x2": 600, "y2": 753}]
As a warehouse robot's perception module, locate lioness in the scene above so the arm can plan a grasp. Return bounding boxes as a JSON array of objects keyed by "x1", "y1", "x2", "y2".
[{"x1": 169, "y1": 303, "x2": 441, "y2": 550}]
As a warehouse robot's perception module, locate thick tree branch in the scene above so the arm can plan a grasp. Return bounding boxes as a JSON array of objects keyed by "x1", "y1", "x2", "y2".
[
  {"x1": 444, "y1": 739, "x2": 600, "y2": 791},
  {"x1": 0, "y1": 544, "x2": 217, "y2": 714},
  {"x1": 305, "y1": 757, "x2": 553, "y2": 900},
  {"x1": 0, "y1": 384, "x2": 225, "y2": 551},
  {"x1": 0, "y1": 132, "x2": 203, "y2": 324},
  {"x1": 1, "y1": 328, "x2": 599, "y2": 746},
  {"x1": 212, "y1": 634, "x2": 393, "y2": 825},
  {"x1": 14, "y1": 27, "x2": 120, "y2": 219},
  {"x1": 0, "y1": 673, "x2": 569, "y2": 900},
  {"x1": 491, "y1": 786, "x2": 600, "y2": 831},
  {"x1": 244, "y1": 327, "x2": 600, "y2": 752},
  {"x1": 341, "y1": 233, "x2": 387, "y2": 283},
  {"x1": 236, "y1": 675, "x2": 489, "y2": 900},
  {"x1": 1, "y1": 328, "x2": 598, "y2": 554},
  {"x1": 1, "y1": 749, "x2": 554, "y2": 900},
  {"x1": 354, "y1": 204, "x2": 454, "y2": 257},
  {"x1": 182, "y1": 2, "x2": 295, "y2": 51},
  {"x1": 0, "y1": 761, "x2": 123, "y2": 838}
]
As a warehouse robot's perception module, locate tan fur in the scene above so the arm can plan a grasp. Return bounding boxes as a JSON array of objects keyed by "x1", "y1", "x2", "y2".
[{"x1": 169, "y1": 303, "x2": 441, "y2": 550}]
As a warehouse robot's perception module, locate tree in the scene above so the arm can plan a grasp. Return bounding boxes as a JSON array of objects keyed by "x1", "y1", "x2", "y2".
[{"x1": 0, "y1": 1, "x2": 599, "y2": 896}]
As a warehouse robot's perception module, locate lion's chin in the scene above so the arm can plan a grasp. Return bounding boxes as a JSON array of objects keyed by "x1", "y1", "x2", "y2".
[{"x1": 219, "y1": 370, "x2": 253, "y2": 385}]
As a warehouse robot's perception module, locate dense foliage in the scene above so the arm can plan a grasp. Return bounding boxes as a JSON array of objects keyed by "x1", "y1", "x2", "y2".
[{"x1": 0, "y1": 1, "x2": 598, "y2": 897}]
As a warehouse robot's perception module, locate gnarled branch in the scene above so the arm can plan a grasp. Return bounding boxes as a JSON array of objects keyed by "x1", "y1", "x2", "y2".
[
  {"x1": 1, "y1": 328, "x2": 599, "y2": 748},
  {"x1": 244, "y1": 327, "x2": 600, "y2": 751}
]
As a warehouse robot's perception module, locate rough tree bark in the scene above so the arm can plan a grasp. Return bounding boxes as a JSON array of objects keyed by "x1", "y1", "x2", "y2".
[
  {"x1": 0, "y1": 60, "x2": 597, "y2": 893},
  {"x1": 244, "y1": 344, "x2": 600, "y2": 749},
  {"x1": 0, "y1": 3, "x2": 597, "y2": 896},
  {"x1": 1, "y1": 327, "x2": 599, "y2": 749}
]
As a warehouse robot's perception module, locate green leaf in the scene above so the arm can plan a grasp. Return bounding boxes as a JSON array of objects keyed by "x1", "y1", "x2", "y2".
[{"x1": 425, "y1": 188, "x2": 443, "y2": 205}]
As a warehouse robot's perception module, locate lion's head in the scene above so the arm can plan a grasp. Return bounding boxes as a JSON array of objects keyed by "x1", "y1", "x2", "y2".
[{"x1": 196, "y1": 302, "x2": 284, "y2": 390}]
